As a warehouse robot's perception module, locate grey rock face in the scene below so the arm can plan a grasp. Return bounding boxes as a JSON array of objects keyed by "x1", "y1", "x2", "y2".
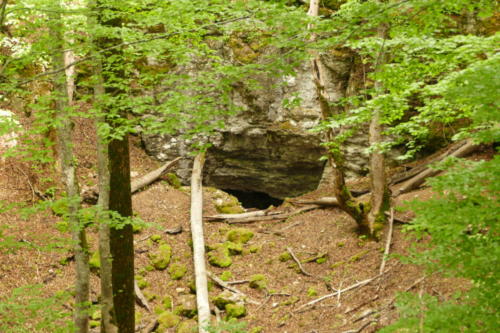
[{"x1": 141, "y1": 52, "x2": 369, "y2": 199}]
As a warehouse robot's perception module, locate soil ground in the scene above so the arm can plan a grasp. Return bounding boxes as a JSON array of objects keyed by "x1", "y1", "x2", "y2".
[{"x1": 0, "y1": 117, "x2": 474, "y2": 333}]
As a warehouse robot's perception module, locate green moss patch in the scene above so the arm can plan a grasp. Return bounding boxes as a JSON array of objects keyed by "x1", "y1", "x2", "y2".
[
  {"x1": 149, "y1": 243, "x2": 172, "y2": 270},
  {"x1": 226, "y1": 228, "x2": 254, "y2": 244},
  {"x1": 168, "y1": 263, "x2": 187, "y2": 280}
]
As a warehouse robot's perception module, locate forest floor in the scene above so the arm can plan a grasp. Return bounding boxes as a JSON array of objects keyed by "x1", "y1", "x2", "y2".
[{"x1": 0, "y1": 116, "x2": 482, "y2": 333}]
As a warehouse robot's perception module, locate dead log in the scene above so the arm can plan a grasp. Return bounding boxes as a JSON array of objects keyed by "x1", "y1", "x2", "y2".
[
  {"x1": 292, "y1": 197, "x2": 339, "y2": 207},
  {"x1": 393, "y1": 139, "x2": 478, "y2": 197},
  {"x1": 82, "y1": 157, "x2": 181, "y2": 203},
  {"x1": 205, "y1": 205, "x2": 319, "y2": 224},
  {"x1": 190, "y1": 153, "x2": 211, "y2": 333},
  {"x1": 131, "y1": 157, "x2": 181, "y2": 193}
]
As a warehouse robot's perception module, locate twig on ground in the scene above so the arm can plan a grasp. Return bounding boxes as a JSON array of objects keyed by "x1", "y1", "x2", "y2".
[
  {"x1": 226, "y1": 279, "x2": 249, "y2": 285},
  {"x1": 295, "y1": 269, "x2": 391, "y2": 313},
  {"x1": 342, "y1": 320, "x2": 377, "y2": 333},
  {"x1": 345, "y1": 295, "x2": 379, "y2": 315},
  {"x1": 287, "y1": 247, "x2": 312, "y2": 277},
  {"x1": 207, "y1": 271, "x2": 260, "y2": 305}
]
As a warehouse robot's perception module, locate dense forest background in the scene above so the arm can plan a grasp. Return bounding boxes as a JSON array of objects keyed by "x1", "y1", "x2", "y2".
[{"x1": 0, "y1": 0, "x2": 498, "y2": 332}]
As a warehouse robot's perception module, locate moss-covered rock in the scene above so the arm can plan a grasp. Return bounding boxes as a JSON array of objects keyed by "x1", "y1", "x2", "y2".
[
  {"x1": 162, "y1": 295, "x2": 173, "y2": 310},
  {"x1": 225, "y1": 303, "x2": 246, "y2": 319},
  {"x1": 249, "y1": 274, "x2": 267, "y2": 290},
  {"x1": 212, "y1": 290, "x2": 237, "y2": 310},
  {"x1": 89, "y1": 320, "x2": 100, "y2": 328},
  {"x1": 176, "y1": 319, "x2": 198, "y2": 333},
  {"x1": 249, "y1": 245, "x2": 260, "y2": 253},
  {"x1": 226, "y1": 228, "x2": 254, "y2": 244},
  {"x1": 150, "y1": 234, "x2": 163, "y2": 243},
  {"x1": 89, "y1": 251, "x2": 100, "y2": 272},
  {"x1": 207, "y1": 243, "x2": 232, "y2": 268},
  {"x1": 168, "y1": 263, "x2": 187, "y2": 280},
  {"x1": 165, "y1": 172, "x2": 182, "y2": 189},
  {"x1": 149, "y1": 243, "x2": 172, "y2": 270},
  {"x1": 135, "y1": 275, "x2": 149, "y2": 289},
  {"x1": 211, "y1": 189, "x2": 245, "y2": 214},
  {"x1": 157, "y1": 311, "x2": 180, "y2": 330},
  {"x1": 249, "y1": 326, "x2": 264, "y2": 333},
  {"x1": 225, "y1": 241, "x2": 243, "y2": 255},
  {"x1": 278, "y1": 252, "x2": 292, "y2": 262},
  {"x1": 220, "y1": 271, "x2": 233, "y2": 281},
  {"x1": 174, "y1": 295, "x2": 197, "y2": 318}
]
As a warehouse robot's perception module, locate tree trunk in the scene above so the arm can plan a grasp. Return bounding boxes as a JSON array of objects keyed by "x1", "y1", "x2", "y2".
[
  {"x1": 190, "y1": 153, "x2": 211, "y2": 332},
  {"x1": 307, "y1": 0, "x2": 364, "y2": 226},
  {"x1": 91, "y1": 1, "x2": 135, "y2": 331},
  {"x1": 50, "y1": 4, "x2": 89, "y2": 332},
  {"x1": 365, "y1": 23, "x2": 390, "y2": 236}
]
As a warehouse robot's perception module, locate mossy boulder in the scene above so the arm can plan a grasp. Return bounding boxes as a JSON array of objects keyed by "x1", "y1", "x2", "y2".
[
  {"x1": 226, "y1": 228, "x2": 254, "y2": 244},
  {"x1": 249, "y1": 274, "x2": 267, "y2": 290},
  {"x1": 212, "y1": 290, "x2": 237, "y2": 310},
  {"x1": 157, "y1": 311, "x2": 180, "y2": 330},
  {"x1": 225, "y1": 241, "x2": 243, "y2": 255},
  {"x1": 211, "y1": 189, "x2": 245, "y2": 214},
  {"x1": 225, "y1": 303, "x2": 246, "y2": 319},
  {"x1": 174, "y1": 295, "x2": 197, "y2": 318},
  {"x1": 207, "y1": 243, "x2": 232, "y2": 268},
  {"x1": 168, "y1": 263, "x2": 187, "y2": 280},
  {"x1": 149, "y1": 243, "x2": 172, "y2": 270}
]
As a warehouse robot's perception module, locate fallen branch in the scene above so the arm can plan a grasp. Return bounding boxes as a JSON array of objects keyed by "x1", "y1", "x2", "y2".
[
  {"x1": 206, "y1": 205, "x2": 319, "y2": 224},
  {"x1": 134, "y1": 280, "x2": 152, "y2": 312},
  {"x1": 287, "y1": 247, "x2": 312, "y2": 277},
  {"x1": 392, "y1": 139, "x2": 478, "y2": 197},
  {"x1": 295, "y1": 270, "x2": 390, "y2": 313},
  {"x1": 82, "y1": 157, "x2": 181, "y2": 203},
  {"x1": 291, "y1": 197, "x2": 338, "y2": 207},
  {"x1": 379, "y1": 208, "x2": 394, "y2": 275},
  {"x1": 207, "y1": 271, "x2": 260, "y2": 305},
  {"x1": 190, "y1": 153, "x2": 210, "y2": 333}
]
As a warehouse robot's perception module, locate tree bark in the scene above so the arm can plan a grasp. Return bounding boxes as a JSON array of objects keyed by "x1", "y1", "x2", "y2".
[
  {"x1": 190, "y1": 153, "x2": 211, "y2": 332},
  {"x1": 50, "y1": 4, "x2": 89, "y2": 332}
]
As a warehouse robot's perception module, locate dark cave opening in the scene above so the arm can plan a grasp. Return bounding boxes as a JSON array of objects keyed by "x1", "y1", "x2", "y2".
[{"x1": 223, "y1": 189, "x2": 284, "y2": 210}]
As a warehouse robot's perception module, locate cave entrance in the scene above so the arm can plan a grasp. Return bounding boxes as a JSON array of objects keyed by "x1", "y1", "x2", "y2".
[{"x1": 223, "y1": 189, "x2": 283, "y2": 210}]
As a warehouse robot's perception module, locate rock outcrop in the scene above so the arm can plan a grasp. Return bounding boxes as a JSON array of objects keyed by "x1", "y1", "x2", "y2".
[{"x1": 141, "y1": 49, "x2": 369, "y2": 199}]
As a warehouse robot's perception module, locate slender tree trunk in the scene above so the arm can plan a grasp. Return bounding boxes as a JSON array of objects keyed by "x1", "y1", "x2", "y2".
[
  {"x1": 190, "y1": 153, "x2": 211, "y2": 332},
  {"x1": 365, "y1": 22, "x2": 391, "y2": 236},
  {"x1": 94, "y1": 59, "x2": 117, "y2": 333},
  {"x1": 93, "y1": 1, "x2": 135, "y2": 331},
  {"x1": 49, "y1": 3, "x2": 89, "y2": 332},
  {"x1": 307, "y1": 0, "x2": 364, "y2": 225}
]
